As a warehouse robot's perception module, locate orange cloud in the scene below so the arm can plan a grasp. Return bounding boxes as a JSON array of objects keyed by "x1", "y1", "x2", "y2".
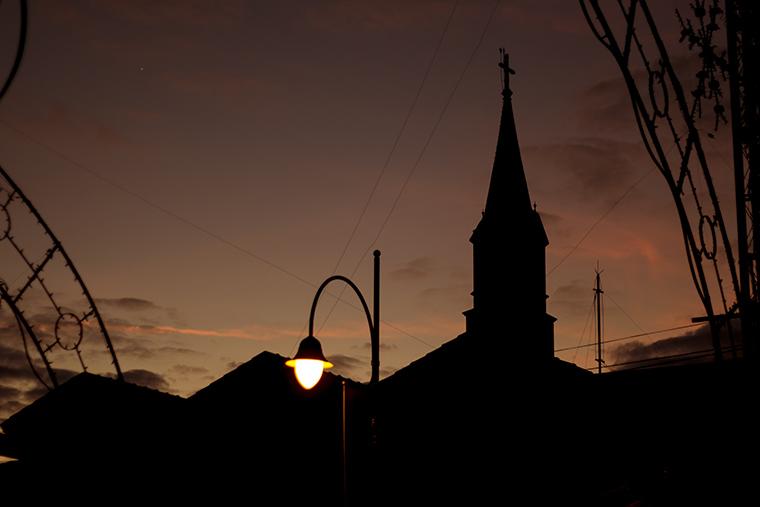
[
  {"x1": 106, "y1": 322, "x2": 275, "y2": 341},
  {"x1": 594, "y1": 235, "x2": 663, "y2": 265}
]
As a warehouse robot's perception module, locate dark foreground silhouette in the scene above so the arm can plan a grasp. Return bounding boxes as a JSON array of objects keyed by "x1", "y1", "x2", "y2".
[{"x1": 1, "y1": 52, "x2": 758, "y2": 505}]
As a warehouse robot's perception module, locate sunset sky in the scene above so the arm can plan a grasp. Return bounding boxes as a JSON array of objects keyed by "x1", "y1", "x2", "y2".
[{"x1": 0, "y1": 0, "x2": 739, "y2": 418}]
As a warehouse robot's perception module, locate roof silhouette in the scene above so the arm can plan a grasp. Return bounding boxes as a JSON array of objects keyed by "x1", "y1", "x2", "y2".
[
  {"x1": 382, "y1": 331, "x2": 590, "y2": 391},
  {"x1": 3, "y1": 371, "x2": 184, "y2": 440},
  {"x1": 190, "y1": 350, "x2": 361, "y2": 406}
]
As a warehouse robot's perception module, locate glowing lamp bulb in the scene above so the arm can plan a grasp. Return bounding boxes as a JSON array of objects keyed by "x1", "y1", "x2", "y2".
[
  {"x1": 286, "y1": 335, "x2": 333, "y2": 390},
  {"x1": 293, "y1": 359, "x2": 326, "y2": 390}
]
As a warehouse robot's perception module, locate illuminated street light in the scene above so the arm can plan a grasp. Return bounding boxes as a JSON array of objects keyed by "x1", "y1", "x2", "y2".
[
  {"x1": 286, "y1": 250, "x2": 381, "y2": 389},
  {"x1": 285, "y1": 335, "x2": 334, "y2": 389}
]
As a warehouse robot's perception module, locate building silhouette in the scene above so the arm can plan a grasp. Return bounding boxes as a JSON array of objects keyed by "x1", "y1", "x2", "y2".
[
  {"x1": 373, "y1": 50, "x2": 586, "y2": 505},
  {"x1": 0, "y1": 53, "x2": 758, "y2": 506},
  {"x1": 464, "y1": 52, "x2": 555, "y2": 362}
]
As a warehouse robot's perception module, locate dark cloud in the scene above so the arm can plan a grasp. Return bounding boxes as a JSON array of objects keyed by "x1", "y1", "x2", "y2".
[
  {"x1": 578, "y1": 75, "x2": 637, "y2": 133},
  {"x1": 577, "y1": 53, "x2": 705, "y2": 134},
  {"x1": 170, "y1": 364, "x2": 209, "y2": 376},
  {"x1": 328, "y1": 354, "x2": 364, "y2": 376},
  {"x1": 389, "y1": 257, "x2": 435, "y2": 281},
  {"x1": 96, "y1": 297, "x2": 161, "y2": 312},
  {"x1": 104, "y1": 317, "x2": 133, "y2": 328},
  {"x1": 123, "y1": 369, "x2": 171, "y2": 392},
  {"x1": 109, "y1": 333, "x2": 203, "y2": 360},
  {"x1": 54, "y1": 369, "x2": 79, "y2": 385},
  {"x1": 538, "y1": 211, "x2": 562, "y2": 227},
  {"x1": 1, "y1": 321, "x2": 76, "y2": 380},
  {"x1": 0, "y1": 322, "x2": 22, "y2": 341},
  {"x1": 99, "y1": 298, "x2": 186, "y2": 328},
  {"x1": 226, "y1": 361, "x2": 243, "y2": 371},
  {"x1": 539, "y1": 210, "x2": 572, "y2": 239},
  {"x1": 418, "y1": 285, "x2": 469, "y2": 305},
  {"x1": 0, "y1": 400, "x2": 25, "y2": 416},
  {"x1": 0, "y1": 341, "x2": 52, "y2": 421},
  {"x1": 21, "y1": 384, "x2": 48, "y2": 402},
  {"x1": 151, "y1": 345, "x2": 203, "y2": 357},
  {"x1": 609, "y1": 323, "x2": 739, "y2": 369},
  {"x1": 165, "y1": 308, "x2": 185, "y2": 327},
  {"x1": 552, "y1": 280, "x2": 588, "y2": 301},
  {"x1": 0, "y1": 385, "x2": 21, "y2": 401},
  {"x1": 549, "y1": 280, "x2": 592, "y2": 318},
  {"x1": 0, "y1": 312, "x2": 110, "y2": 421},
  {"x1": 526, "y1": 138, "x2": 640, "y2": 201},
  {"x1": 0, "y1": 343, "x2": 36, "y2": 384}
]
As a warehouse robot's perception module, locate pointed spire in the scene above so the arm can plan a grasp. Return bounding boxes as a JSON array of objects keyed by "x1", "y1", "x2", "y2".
[
  {"x1": 465, "y1": 50, "x2": 553, "y2": 359},
  {"x1": 483, "y1": 49, "x2": 532, "y2": 218}
]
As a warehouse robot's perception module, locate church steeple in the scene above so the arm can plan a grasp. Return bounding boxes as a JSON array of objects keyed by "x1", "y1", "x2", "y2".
[
  {"x1": 464, "y1": 50, "x2": 554, "y2": 363},
  {"x1": 484, "y1": 49, "x2": 532, "y2": 218}
]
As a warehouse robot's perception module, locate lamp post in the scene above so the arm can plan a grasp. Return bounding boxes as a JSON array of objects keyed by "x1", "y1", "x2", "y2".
[
  {"x1": 286, "y1": 251, "x2": 381, "y2": 507},
  {"x1": 286, "y1": 250, "x2": 381, "y2": 388}
]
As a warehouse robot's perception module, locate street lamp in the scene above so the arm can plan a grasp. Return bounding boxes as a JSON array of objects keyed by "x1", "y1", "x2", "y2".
[
  {"x1": 286, "y1": 250, "x2": 381, "y2": 389},
  {"x1": 285, "y1": 334, "x2": 334, "y2": 389}
]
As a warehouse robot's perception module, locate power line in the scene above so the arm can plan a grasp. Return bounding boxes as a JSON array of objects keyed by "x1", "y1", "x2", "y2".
[
  {"x1": 605, "y1": 292, "x2": 646, "y2": 333},
  {"x1": 0, "y1": 120, "x2": 434, "y2": 348},
  {"x1": 590, "y1": 345, "x2": 737, "y2": 371},
  {"x1": 355, "y1": 0, "x2": 502, "y2": 258},
  {"x1": 554, "y1": 322, "x2": 704, "y2": 353},
  {"x1": 328, "y1": 0, "x2": 460, "y2": 276},
  {"x1": 382, "y1": 321, "x2": 434, "y2": 348},
  {"x1": 547, "y1": 123, "x2": 692, "y2": 280},
  {"x1": 0, "y1": 119, "x2": 315, "y2": 287},
  {"x1": 289, "y1": 0, "x2": 461, "y2": 356},
  {"x1": 317, "y1": 0, "x2": 502, "y2": 333},
  {"x1": 572, "y1": 298, "x2": 596, "y2": 364},
  {"x1": 547, "y1": 167, "x2": 655, "y2": 277}
]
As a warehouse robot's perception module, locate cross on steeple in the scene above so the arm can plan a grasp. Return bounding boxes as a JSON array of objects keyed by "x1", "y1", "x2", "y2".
[{"x1": 499, "y1": 48, "x2": 516, "y2": 96}]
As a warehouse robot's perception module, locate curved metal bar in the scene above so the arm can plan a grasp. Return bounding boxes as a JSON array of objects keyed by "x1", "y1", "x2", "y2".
[
  {"x1": 0, "y1": 0, "x2": 27, "y2": 102},
  {"x1": 309, "y1": 275, "x2": 374, "y2": 337},
  {"x1": 0, "y1": 165, "x2": 123, "y2": 380},
  {"x1": 639, "y1": 0, "x2": 741, "y2": 308},
  {"x1": 0, "y1": 287, "x2": 57, "y2": 388},
  {"x1": 309, "y1": 275, "x2": 375, "y2": 336},
  {"x1": 308, "y1": 274, "x2": 379, "y2": 384}
]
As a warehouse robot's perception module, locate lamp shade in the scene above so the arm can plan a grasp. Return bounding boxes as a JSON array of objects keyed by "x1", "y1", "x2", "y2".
[{"x1": 285, "y1": 335, "x2": 333, "y2": 389}]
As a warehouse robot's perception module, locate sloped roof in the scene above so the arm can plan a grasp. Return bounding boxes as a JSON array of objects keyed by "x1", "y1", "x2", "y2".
[
  {"x1": 2, "y1": 372, "x2": 184, "y2": 433},
  {"x1": 1, "y1": 372, "x2": 186, "y2": 461},
  {"x1": 190, "y1": 350, "x2": 361, "y2": 407},
  {"x1": 381, "y1": 331, "x2": 590, "y2": 393}
]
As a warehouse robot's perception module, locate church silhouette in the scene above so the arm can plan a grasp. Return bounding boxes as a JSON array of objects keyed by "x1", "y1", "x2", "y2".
[{"x1": 1, "y1": 52, "x2": 757, "y2": 506}]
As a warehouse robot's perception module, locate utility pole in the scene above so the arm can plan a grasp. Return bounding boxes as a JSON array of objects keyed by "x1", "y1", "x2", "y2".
[{"x1": 594, "y1": 263, "x2": 605, "y2": 374}]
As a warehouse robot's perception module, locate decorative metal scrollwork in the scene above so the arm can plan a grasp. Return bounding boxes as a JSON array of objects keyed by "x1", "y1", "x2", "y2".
[
  {"x1": 0, "y1": 167, "x2": 123, "y2": 389},
  {"x1": 0, "y1": 0, "x2": 122, "y2": 390},
  {"x1": 648, "y1": 66, "x2": 669, "y2": 118},
  {"x1": 580, "y1": 0, "x2": 741, "y2": 359},
  {"x1": 698, "y1": 214, "x2": 718, "y2": 260}
]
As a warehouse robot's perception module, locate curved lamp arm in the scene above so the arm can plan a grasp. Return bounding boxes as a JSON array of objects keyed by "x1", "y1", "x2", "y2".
[
  {"x1": 308, "y1": 251, "x2": 380, "y2": 383},
  {"x1": 309, "y1": 276, "x2": 374, "y2": 336}
]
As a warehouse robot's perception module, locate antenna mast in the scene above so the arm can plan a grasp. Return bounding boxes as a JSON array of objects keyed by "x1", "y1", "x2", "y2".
[{"x1": 594, "y1": 263, "x2": 605, "y2": 374}]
